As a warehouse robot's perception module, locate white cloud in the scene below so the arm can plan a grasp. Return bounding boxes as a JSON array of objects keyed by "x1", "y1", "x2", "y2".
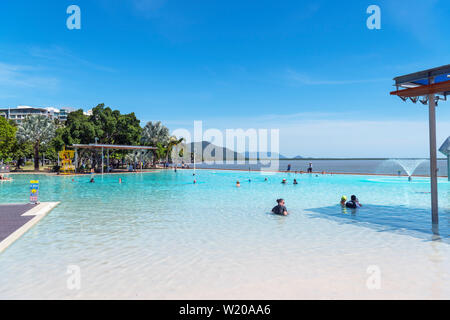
[
  {"x1": 29, "y1": 46, "x2": 116, "y2": 73},
  {"x1": 0, "y1": 62, "x2": 59, "y2": 88},
  {"x1": 286, "y1": 69, "x2": 389, "y2": 86}
]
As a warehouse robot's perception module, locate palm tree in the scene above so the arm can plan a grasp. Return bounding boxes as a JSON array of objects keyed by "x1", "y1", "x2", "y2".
[
  {"x1": 16, "y1": 115, "x2": 56, "y2": 171},
  {"x1": 141, "y1": 121, "x2": 170, "y2": 166},
  {"x1": 141, "y1": 121, "x2": 170, "y2": 146},
  {"x1": 155, "y1": 142, "x2": 167, "y2": 163},
  {"x1": 166, "y1": 136, "x2": 184, "y2": 163}
]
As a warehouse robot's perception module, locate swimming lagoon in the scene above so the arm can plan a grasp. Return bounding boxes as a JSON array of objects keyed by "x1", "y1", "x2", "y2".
[{"x1": 0, "y1": 170, "x2": 449, "y2": 299}]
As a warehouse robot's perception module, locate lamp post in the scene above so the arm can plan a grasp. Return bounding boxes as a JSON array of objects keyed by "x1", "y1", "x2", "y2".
[{"x1": 428, "y1": 77, "x2": 439, "y2": 224}]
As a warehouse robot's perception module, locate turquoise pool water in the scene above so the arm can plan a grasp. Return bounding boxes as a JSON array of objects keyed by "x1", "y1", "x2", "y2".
[{"x1": 0, "y1": 170, "x2": 449, "y2": 299}]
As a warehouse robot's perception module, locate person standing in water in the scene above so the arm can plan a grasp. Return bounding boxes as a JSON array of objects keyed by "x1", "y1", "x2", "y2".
[
  {"x1": 340, "y1": 196, "x2": 347, "y2": 207},
  {"x1": 272, "y1": 199, "x2": 288, "y2": 216},
  {"x1": 307, "y1": 162, "x2": 313, "y2": 173}
]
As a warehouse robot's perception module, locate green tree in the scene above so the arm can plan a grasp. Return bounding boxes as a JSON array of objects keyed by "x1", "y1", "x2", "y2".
[
  {"x1": 0, "y1": 117, "x2": 17, "y2": 161},
  {"x1": 9, "y1": 139, "x2": 32, "y2": 170},
  {"x1": 141, "y1": 121, "x2": 170, "y2": 146},
  {"x1": 60, "y1": 109, "x2": 96, "y2": 145},
  {"x1": 115, "y1": 112, "x2": 142, "y2": 145},
  {"x1": 155, "y1": 142, "x2": 167, "y2": 162},
  {"x1": 166, "y1": 136, "x2": 184, "y2": 163},
  {"x1": 17, "y1": 115, "x2": 56, "y2": 171},
  {"x1": 89, "y1": 104, "x2": 118, "y2": 144},
  {"x1": 141, "y1": 121, "x2": 170, "y2": 166}
]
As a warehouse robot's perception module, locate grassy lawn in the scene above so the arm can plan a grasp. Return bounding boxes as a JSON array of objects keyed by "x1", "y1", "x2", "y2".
[{"x1": 12, "y1": 163, "x2": 54, "y2": 172}]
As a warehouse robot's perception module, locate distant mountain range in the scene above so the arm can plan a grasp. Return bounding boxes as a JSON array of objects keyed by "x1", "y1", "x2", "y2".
[{"x1": 177, "y1": 142, "x2": 302, "y2": 161}]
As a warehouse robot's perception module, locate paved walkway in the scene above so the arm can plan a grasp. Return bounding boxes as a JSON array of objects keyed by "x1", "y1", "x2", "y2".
[
  {"x1": 0, "y1": 202, "x2": 59, "y2": 253},
  {"x1": 0, "y1": 204, "x2": 35, "y2": 243}
]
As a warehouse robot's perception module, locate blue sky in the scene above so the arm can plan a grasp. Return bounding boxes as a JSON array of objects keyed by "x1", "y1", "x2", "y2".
[{"x1": 0, "y1": 0, "x2": 449, "y2": 157}]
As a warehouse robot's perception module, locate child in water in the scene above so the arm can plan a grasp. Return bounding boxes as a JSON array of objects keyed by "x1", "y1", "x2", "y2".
[{"x1": 340, "y1": 196, "x2": 347, "y2": 207}]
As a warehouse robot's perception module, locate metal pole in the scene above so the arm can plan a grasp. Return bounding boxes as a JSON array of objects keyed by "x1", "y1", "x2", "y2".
[
  {"x1": 428, "y1": 77, "x2": 439, "y2": 224},
  {"x1": 75, "y1": 148, "x2": 78, "y2": 173},
  {"x1": 447, "y1": 155, "x2": 450, "y2": 182},
  {"x1": 101, "y1": 147, "x2": 104, "y2": 174}
]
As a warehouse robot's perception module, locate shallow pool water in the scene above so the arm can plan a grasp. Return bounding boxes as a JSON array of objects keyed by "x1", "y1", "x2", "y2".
[{"x1": 0, "y1": 170, "x2": 449, "y2": 299}]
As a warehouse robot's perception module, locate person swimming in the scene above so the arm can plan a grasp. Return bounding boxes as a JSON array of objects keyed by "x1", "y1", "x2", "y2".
[
  {"x1": 340, "y1": 196, "x2": 347, "y2": 207},
  {"x1": 272, "y1": 199, "x2": 288, "y2": 216},
  {"x1": 293, "y1": 179, "x2": 298, "y2": 185},
  {"x1": 345, "y1": 195, "x2": 362, "y2": 209},
  {"x1": 281, "y1": 178, "x2": 287, "y2": 184},
  {"x1": 236, "y1": 180, "x2": 241, "y2": 187},
  {"x1": 264, "y1": 177, "x2": 268, "y2": 181},
  {"x1": 89, "y1": 178, "x2": 95, "y2": 183}
]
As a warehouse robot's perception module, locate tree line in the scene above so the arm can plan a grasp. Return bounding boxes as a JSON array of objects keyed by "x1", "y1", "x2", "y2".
[{"x1": 0, "y1": 104, "x2": 183, "y2": 171}]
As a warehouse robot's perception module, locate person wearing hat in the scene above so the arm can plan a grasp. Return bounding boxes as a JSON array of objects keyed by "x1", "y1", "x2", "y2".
[
  {"x1": 340, "y1": 196, "x2": 347, "y2": 207},
  {"x1": 281, "y1": 178, "x2": 287, "y2": 184}
]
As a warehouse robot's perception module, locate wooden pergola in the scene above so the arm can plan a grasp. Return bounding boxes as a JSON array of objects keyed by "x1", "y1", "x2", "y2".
[
  {"x1": 72, "y1": 144, "x2": 156, "y2": 174},
  {"x1": 390, "y1": 64, "x2": 450, "y2": 225}
]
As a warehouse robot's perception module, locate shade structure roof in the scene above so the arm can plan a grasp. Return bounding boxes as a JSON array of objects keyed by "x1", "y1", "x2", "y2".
[
  {"x1": 439, "y1": 137, "x2": 450, "y2": 156},
  {"x1": 391, "y1": 64, "x2": 450, "y2": 101},
  {"x1": 72, "y1": 144, "x2": 156, "y2": 150}
]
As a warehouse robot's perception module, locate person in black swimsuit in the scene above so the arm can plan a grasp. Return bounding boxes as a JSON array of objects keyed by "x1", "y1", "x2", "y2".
[{"x1": 272, "y1": 199, "x2": 288, "y2": 216}]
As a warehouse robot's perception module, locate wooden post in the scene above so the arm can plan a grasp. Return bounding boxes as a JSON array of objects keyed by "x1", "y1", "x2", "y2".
[{"x1": 428, "y1": 77, "x2": 439, "y2": 225}]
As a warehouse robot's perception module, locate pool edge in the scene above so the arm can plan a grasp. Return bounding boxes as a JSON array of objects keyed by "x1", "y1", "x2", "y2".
[{"x1": 0, "y1": 202, "x2": 60, "y2": 254}]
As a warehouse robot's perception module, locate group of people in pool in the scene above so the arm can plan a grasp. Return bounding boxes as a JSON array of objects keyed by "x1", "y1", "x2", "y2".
[
  {"x1": 282, "y1": 178, "x2": 298, "y2": 184},
  {"x1": 235, "y1": 177, "x2": 303, "y2": 187},
  {"x1": 340, "y1": 195, "x2": 362, "y2": 208},
  {"x1": 270, "y1": 195, "x2": 362, "y2": 216}
]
